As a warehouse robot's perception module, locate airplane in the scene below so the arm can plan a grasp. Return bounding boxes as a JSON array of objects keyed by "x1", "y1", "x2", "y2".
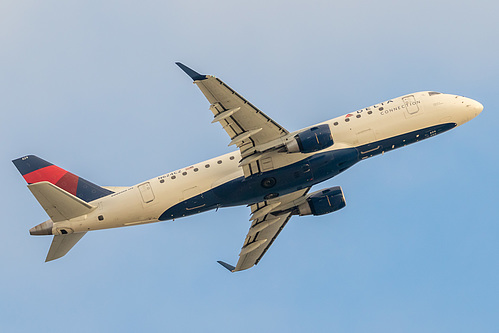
[{"x1": 12, "y1": 63, "x2": 483, "y2": 272}]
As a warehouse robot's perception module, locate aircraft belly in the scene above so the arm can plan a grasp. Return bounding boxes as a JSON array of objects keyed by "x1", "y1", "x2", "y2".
[
  {"x1": 158, "y1": 148, "x2": 360, "y2": 220},
  {"x1": 157, "y1": 120, "x2": 458, "y2": 222}
]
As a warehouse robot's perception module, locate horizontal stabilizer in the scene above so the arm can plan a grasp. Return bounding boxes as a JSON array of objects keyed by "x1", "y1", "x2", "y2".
[
  {"x1": 217, "y1": 260, "x2": 235, "y2": 272},
  {"x1": 28, "y1": 181, "x2": 96, "y2": 222},
  {"x1": 46, "y1": 232, "x2": 86, "y2": 262}
]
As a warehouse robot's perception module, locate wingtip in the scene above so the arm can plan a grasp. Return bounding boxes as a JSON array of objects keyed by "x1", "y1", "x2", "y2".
[
  {"x1": 217, "y1": 260, "x2": 235, "y2": 272},
  {"x1": 175, "y1": 62, "x2": 207, "y2": 81}
]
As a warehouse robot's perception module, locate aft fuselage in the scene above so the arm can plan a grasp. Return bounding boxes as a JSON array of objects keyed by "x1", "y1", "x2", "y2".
[{"x1": 51, "y1": 92, "x2": 482, "y2": 235}]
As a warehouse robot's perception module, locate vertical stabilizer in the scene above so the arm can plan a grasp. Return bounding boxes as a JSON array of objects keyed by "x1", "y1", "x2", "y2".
[{"x1": 12, "y1": 155, "x2": 113, "y2": 202}]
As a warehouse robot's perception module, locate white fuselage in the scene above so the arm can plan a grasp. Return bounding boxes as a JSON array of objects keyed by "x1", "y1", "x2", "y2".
[{"x1": 52, "y1": 92, "x2": 482, "y2": 235}]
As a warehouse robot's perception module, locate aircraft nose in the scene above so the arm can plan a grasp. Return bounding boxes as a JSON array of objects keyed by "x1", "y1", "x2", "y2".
[{"x1": 465, "y1": 98, "x2": 483, "y2": 117}]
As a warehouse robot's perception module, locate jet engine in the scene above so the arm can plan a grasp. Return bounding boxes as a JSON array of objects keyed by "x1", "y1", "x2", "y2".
[
  {"x1": 297, "y1": 186, "x2": 346, "y2": 216},
  {"x1": 285, "y1": 124, "x2": 334, "y2": 154}
]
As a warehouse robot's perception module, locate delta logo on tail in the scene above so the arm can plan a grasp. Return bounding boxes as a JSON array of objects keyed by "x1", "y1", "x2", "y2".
[{"x1": 13, "y1": 155, "x2": 113, "y2": 202}]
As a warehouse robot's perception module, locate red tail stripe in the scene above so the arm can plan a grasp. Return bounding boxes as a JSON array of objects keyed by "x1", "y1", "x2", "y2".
[
  {"x1": 55, "y1": 172, "x2": 79, "y2": 196},
  {"x1": 23, "y1": 165, "x2": 68, "y2": 186}
]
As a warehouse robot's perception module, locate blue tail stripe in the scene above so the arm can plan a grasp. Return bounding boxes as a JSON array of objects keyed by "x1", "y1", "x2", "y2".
[
  {"x1": 76, "y1": 178, "x2": 113, "y2": 202},
  {"x1": 12, "y1": 155, "x2": 52, "y2": 175}
]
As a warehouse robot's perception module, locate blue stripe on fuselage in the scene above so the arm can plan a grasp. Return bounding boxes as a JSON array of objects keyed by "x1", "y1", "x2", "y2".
[
  {"x1": 356, "y1": 122, "x2": 456, "y2": 159},
  {"x1": 158, "y1": 123, "x2": 456, "y2": 221}
]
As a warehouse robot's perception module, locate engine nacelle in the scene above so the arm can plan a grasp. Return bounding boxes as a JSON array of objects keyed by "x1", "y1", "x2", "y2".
[
  {"x1": 297, "y1": 186, "x2": 346, "y2": 216},
  {"x1": 285, "y1": 124, "x2": 334, "y2": 154}
]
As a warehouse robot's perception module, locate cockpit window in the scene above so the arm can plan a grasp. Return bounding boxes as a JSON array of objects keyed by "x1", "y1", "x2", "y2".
[{"x1": 428, "y1": 91, "x2": 441, "y2": 96}]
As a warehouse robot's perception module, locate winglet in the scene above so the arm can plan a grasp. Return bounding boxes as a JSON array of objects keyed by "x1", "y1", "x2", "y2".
[
  {"x1": 175, "y1": 62, "x2": 207, "y2": 81},
  {"x1": 217, "y1": 260, "x2": 235, "y2": 272}
]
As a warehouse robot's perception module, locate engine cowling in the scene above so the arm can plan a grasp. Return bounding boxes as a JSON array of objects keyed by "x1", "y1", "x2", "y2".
[
  {"x1": 286, "y1": 124, "x2": 334, "y2": 154},
  {"x1": 298, "y1": 186, "x2": 346, "y2": 216}
]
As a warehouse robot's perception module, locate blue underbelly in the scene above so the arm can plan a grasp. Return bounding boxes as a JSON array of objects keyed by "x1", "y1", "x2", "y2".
[
  {"x1": 159, "y1": 148, "x2": 359, "y2": 220},
  {"x1": 158, "y1": 123, "x2": 456, "y2": 221}
]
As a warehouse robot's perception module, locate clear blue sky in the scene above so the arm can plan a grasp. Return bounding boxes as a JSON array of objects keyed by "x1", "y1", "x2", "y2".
[{"x1": 2, "y1": 1, "x2": 498, "y2": 332}]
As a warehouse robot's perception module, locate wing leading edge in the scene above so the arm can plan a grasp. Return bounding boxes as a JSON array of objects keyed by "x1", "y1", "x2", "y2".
[{"x1": 176, "y1": 62, "x2": 290, "y2": 177}]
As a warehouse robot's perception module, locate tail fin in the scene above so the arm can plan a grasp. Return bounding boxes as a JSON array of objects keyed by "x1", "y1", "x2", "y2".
[{"x1": 12, "y1": 155, "x2": 113, "y2": 202}]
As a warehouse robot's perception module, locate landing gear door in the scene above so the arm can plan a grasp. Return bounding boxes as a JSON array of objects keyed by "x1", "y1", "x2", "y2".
[{"x1": 138, "y1": 182, "x2": 155, "y2": 203}]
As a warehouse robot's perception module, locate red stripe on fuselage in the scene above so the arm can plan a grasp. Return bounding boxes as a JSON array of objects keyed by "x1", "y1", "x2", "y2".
[{"x1": 23, "y1": 165, "x2": 80, "y2": 195}]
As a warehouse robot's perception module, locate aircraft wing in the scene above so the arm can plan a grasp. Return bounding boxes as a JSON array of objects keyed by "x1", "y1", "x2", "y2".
[
  {"x1": 176, "y1": 63, "x2": 289, "y2": 174},
  {"x1": 218, "y1": 187, "x2": 311, "y2": 272}
]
